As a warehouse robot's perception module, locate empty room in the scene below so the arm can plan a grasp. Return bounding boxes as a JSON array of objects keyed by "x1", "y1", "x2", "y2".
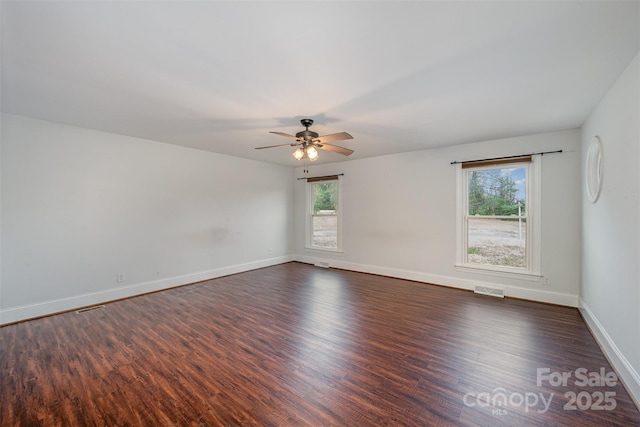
[{"x1": 1, "y1": 1, "x2": 639, "y2": 426}]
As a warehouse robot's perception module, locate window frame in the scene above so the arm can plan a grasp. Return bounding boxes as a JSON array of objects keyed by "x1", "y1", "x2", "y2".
[
  {"x1": 306, "y1": 178, "x2": 342, "y2": 252},
  {"x1": 455, "y1": 158, "x2": 541, "y2": 276}
]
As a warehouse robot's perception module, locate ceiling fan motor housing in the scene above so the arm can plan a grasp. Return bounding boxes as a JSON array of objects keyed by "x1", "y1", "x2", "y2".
[
  {"x1": 296, "y1": 129, "x2": 319, "y2": 140},
  {"x1": 296, "y1": 118, "x2": 318, "y2": 140}
]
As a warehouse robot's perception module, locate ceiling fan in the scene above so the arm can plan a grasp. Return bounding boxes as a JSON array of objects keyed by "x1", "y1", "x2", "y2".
[{"x1": 255, "y1": 118, "x2": 353, "y2": 161}]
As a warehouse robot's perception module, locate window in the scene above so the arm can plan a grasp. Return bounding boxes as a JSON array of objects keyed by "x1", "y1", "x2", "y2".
[
  {"x1": 307, "y1": 178, "x2": 341, "y2": 251},
  {"x1": 457, "y1": 157, "x2": 540, "y2": 275}
]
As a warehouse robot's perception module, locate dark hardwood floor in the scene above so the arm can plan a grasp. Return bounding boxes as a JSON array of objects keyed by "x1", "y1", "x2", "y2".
[{"x1": 1, "y1": 262, "x2": 639, "y2": 426}]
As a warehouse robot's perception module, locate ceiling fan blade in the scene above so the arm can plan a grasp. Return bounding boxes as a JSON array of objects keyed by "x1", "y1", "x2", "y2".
[
  {"x1": 269, "y1": 131, "x2": 300, "y2": 140},
  {"x1": 314, "y1": 132, "x2": 353, "y2": 144},
  {"x1": 255, "y1": 143, "x2": 298, "y2": 150},
  {"x1": 317, "y1": 143, "x2": 354, "y2": 156}
]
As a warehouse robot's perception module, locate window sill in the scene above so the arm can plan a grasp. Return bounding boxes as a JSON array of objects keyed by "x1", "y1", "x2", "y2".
[
  {"x1": 454, "y1": 264, "x2": 542, "y2": 282},
  {"x1": 304, "y1": 246, "x2": 344, "y2": 255}
]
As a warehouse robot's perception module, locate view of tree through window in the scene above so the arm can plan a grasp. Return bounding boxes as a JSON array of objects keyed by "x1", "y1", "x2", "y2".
[
  {"x1": 311, "y1": 181, "x2": 338, "y2": 249},
  {"x1": 313, "y1": 182, "x2": 337, "y2": 213},
  {"x1": 466, "y1": 167, "x2": 527, "y2": 268}
]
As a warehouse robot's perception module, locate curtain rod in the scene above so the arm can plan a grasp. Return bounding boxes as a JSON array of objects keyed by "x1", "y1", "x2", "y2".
[
  {"x1": 297, "y1": 173, "x2": 344, "y2": 181},
  {"x1": 450, "y1": 150, "x2": 563, "y2": 165}
]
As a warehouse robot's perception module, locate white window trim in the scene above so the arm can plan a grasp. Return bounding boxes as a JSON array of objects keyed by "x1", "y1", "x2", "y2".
[
  {"x1": 455, "y1": 158, "x2": 541, "y2": 276},
  {"x1": 305, "y1": 178, "x2": 343, "y2": 252}
]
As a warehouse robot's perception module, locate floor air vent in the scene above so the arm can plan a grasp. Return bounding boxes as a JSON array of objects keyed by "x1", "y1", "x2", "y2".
[
  {"x1": 76, "y1": 305, "x2": 105, "y2": 314},
  {"x1": 474, "y1": 286, "x2": 505, "y2": 298},
  {"x1": 315, "y1": 261, "x2": 330, "y2": 268}
]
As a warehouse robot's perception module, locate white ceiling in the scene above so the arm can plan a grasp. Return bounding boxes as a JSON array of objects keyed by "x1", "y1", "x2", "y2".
[{"x1": 2, "y1": 1, "x2": 638, "y2": 167}]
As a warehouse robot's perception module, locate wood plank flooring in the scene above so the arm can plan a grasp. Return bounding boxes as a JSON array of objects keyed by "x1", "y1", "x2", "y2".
[{"x1": 1, "y1": 262, "x2": 639, "y2": 426}]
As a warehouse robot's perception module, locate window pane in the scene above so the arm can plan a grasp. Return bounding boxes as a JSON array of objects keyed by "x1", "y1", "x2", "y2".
[
  {"x1": 468, "y1": 167, "x2": 526, "y2": 216},
  {"x1": 313, "y1": 182, "x2": 338, "y2": 214},
  {"x1": 312, "y1": 215, "x2": 337, "y2": 248},
  {"x1": 467, "y1": 218, "x2": 526, "y2": 268}
]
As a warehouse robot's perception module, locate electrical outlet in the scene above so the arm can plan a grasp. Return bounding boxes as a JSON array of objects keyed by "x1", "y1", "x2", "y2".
[
  {"x1": 116, "y1": 273, "x2": 125, "y2": 283},
  {"x1": 268, "y1": 249, "x2": 273, "y2": 255},
  {"x1": 542, "y1": 277, "x2": 550, "y2": 286}
]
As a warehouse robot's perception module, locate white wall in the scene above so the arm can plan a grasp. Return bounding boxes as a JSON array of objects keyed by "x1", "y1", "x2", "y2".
[
  {"x1": 294, "y1": 129, "x2": 582, "y2": 306},
  {"x1": 580, "y1": 53, "x2": 640, "y2": 403},
  {"x1": 0, "y1": 114, "x2": 294, "y2": 324}
]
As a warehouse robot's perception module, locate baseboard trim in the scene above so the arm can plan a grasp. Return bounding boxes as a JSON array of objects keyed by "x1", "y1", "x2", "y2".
[
  {"x1": 293, "y1": 255, "x2": 578, "y2": 307},
  {"x1": 579, "y1": 300, "x2": 640, "y2": 409},
  {"x1": 0, "y1": 255, "x2": 293, "y2": 325}
]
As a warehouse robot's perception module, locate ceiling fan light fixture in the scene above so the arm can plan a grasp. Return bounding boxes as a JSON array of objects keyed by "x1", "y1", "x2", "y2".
[
  {"x1": 306, "y1": 146, "x2": 319, "y2": 161},
  {"x1": 293, "y1": 148, "x2": 305, "y2": 160}
]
